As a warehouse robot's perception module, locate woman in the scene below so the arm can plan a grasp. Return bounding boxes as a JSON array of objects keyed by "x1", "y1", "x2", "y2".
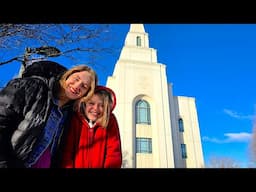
[
  {"x1": 61, "y1": 85, "x2": 122, "y2": 168},
  {"x1": 0, "y1": 60, "x2": 97, "y2": 168}
]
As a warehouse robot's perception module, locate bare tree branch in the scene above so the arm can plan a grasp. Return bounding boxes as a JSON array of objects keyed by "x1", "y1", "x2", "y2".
[
  {"x1": 0, "y1": 24, "x2": 114, "y2": 66},
  {"x1": 206, "y1": 156, "x2": 241, "y2": 168},
  {"x1": 248, "y1": 116, "x2": 256, "y2": 167},
  {"x1": 0, "y1": 56, "x2": 22, "y2": 66}
]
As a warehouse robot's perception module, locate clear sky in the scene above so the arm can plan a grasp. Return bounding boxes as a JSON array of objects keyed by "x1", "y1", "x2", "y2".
[
  {"x1": 0, "y1": 24, "x2": 255, "y2": 167},
  {"x1": 104, "y1": 24, "x2": 256, "y2": 168}
]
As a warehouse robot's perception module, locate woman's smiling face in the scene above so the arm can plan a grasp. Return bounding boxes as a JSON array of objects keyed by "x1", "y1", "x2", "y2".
[{"x1": 64, "y1": 71, "x2": 92, "y2": 100}]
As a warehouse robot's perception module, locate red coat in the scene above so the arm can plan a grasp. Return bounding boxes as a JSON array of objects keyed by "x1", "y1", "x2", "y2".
[{"x1": 61, "y1": 112, "x2": 122, "y2": 168}]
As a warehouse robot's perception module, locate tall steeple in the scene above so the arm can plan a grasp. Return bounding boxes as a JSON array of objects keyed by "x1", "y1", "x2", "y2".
[
  {"x1": 119, "y1": 23, "x2": 156, "y2": 63},
  {"x1": 129, "y1": 24, "x2": 145, "y2": 33},
  {"x1": 107, "y1": 23, "x2": 174, "y2": 168},
  {"x1": 124, "y1": 24, "x2": 149, "y2": 48}
]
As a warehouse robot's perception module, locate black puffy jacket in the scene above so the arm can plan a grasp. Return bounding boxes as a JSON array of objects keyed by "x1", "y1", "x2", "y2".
[{"x1": 0, "y1": 61, "x2": 72, "y2": 168}]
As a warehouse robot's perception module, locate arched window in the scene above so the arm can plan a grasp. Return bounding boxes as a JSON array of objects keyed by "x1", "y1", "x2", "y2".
[
  {"x1": 136, "y1": 36, "x2": 141, "y2": 47},
  {"x1": 178, "y1": 118, "x2": 184, "y2": 132},
  {"x1": 135, "y1": 100, "x2": 151, "y2": 124}
]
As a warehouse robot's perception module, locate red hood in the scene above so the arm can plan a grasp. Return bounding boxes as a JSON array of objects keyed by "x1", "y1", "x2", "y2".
[{"x1": 95, "y1": 86, "x2": 116, "y2": 112}]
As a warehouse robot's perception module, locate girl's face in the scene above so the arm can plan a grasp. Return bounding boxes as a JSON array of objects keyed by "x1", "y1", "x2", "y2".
[
  {"x1": 64, "y1": 71, "x2": 91, "y2": 100},
  {"x1": 85, "y1": 94, "x2": 103, "y2": 122}
]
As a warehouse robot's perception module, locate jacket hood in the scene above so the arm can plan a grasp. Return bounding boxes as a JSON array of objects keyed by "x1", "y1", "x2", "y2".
[
  {"x1": 95, "y1": 85, "x2": 116, "y2": 112},
  {"x1": 22, "y1": 60, "x2": 67, "y2": 79}
]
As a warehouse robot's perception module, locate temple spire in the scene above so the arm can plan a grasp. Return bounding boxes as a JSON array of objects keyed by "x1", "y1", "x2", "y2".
[{"x1": 129, "y1": 24, "x2": 145, "y2": 33}]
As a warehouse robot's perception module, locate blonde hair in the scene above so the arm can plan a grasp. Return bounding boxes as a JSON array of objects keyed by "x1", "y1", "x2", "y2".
[
  {"x1": 78, "y1": 88, "x2": 112, "y2": 128},
  {"x1": 95, "y1": 89, "x2": 113, "y2": 128},
  {"x1": 59, "y1": 65, "x2": 98, "y2": 108}
]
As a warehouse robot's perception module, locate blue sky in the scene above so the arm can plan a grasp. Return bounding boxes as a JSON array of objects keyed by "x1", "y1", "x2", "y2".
[
  {"x1": 0, "y1": 24, "x2": 255, "y2": 167},
  {"x1": 106, "y1": 24, "x2": 255, "y2": 168}
]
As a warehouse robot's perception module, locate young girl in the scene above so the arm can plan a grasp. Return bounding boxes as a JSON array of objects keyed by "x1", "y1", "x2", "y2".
[
  {"x1": 61, "y1": 85, "x2": 122, "y2": 168},
  {"x1": 0, "y1": 61, "x2": 97, "y2": 168}
]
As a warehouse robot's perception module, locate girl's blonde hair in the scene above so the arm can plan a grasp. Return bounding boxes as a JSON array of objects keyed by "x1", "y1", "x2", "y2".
[
  {"x1": 78, "y1": 88, "x2": 113, "y2": 128},
  {"x1": 59, "y1": 65, "x2": 98, "y2": 109},
  {"x1": 94, "y1": 89, "x2": 113, "y2": 128}
]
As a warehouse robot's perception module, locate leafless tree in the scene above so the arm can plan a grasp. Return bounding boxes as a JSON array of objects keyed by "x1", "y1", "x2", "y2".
[
  {"x1": 0, "y1": 24, "x2": 113, "y2": 67},
  {"x1": 248, "y1": 117, "x2": 256, "y2": 167},
  {"x1": 206, "y1": 156, "x2": 241, "y2": 168}
]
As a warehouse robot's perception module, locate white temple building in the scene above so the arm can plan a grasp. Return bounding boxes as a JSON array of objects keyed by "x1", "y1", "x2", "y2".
[{"x1": 106, "y1": 24, "x2": 204, "y2": 168}]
